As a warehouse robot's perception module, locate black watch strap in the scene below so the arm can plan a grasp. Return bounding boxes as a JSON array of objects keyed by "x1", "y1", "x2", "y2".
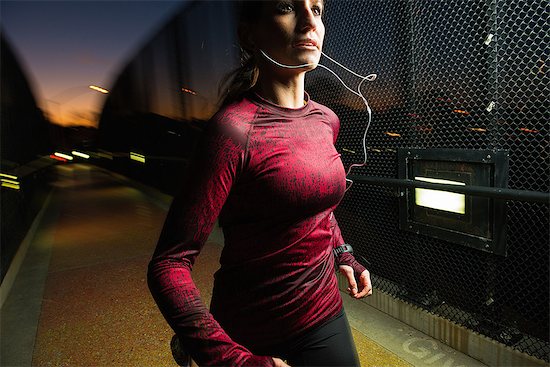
[{"x1": 333, "y1": 244, "x2": 354, "y2": 257}]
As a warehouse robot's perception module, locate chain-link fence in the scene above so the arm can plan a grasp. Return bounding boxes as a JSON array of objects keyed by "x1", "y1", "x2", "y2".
[{"x1": 307, "y1": 0, "x2": 548, "y2": 361}]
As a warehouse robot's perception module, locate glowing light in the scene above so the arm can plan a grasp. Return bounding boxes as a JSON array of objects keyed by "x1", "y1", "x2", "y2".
[
  {"x1": 181, "y1": 88, "x2": 197, "y2": 95},
  {"x1": 0, "y1": 173, "x2": 18, "y2": 180},
  {"x1": 72, "y1": 150, "x2": 90, "y2": 159},
  {"x1": 470, "y1": 127, "x2": 487, "y2": 132},
  {"x1": 1, "y1": 178, "x2": 19, "y2": 185},
  {"x1": 453, "y1": 109, "x2": 470, "y2": 115},
  {"x1": 519, "y1": 127, "x2": 539, "y2": 133},
  {"x1": 130, "y1": 152, "x2": 146, "y2": 163},
  {"x1": 385, "y1": 132, "x2": 401, "y2": 137},
  {"x1": 50, "y1": 154, "x2": 67, "y2": 162},
  {"x1": 342, "y1": 148, "x2": 356, "y2": 154},
  {"x1": 54, "y1": 152, "x2": 74, "y2": 160},
  {"x1": 89, "y1": 85, "x2": 109, "y2": 94},
  {"x1": 414, "y1": 177, "x2": 466, "y2": 215},
  {"x1": 1, "y1": 176, "x2": 21, "y2": 190},
  {"x1": 1, "y1": 181, "x2": 20, "y2": 190}
]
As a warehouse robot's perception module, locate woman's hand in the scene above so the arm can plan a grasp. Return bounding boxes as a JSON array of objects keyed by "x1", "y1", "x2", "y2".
[
  {"x1": 272, "y1": 357, "x2": 291, "y2": 366},
  {"x1": 339, "y1": 265, "x2": 373, "y2": 299}
]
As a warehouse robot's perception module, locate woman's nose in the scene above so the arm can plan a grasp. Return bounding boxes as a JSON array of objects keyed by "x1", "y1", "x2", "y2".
[{"x1": 298, "y1": 6, "x2": 317, "y2": 32}]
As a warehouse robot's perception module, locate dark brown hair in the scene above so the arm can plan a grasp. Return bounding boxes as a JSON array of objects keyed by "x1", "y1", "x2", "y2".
[{"x1": 218, "y1": 1, "x2": 264, "y2": 106}]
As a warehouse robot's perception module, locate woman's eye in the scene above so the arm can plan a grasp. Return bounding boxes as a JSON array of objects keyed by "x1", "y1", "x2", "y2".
[
  {"x1": 312, "y1": 5, "x2": 323, "y2": 16},
  {"x1": 276, "y1": 2, "x2": 294, "y2": 13}
]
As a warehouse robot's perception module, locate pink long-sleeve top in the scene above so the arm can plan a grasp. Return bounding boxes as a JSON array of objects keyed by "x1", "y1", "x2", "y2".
[{"x1": 148, "y1": 91, "x2": 365, "y2": 366}]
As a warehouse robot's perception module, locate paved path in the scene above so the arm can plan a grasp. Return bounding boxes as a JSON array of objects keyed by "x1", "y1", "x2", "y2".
[{"x1": 1, "y1": 163, "x2": 482, "y2": 366}]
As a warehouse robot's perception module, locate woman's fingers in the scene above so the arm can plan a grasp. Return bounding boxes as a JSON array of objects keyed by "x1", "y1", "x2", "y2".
[
  {"x1": 339, "y1": 265, "x2": 373, "y2": 299},
  {"x1": 354, "y1": 270, "x2": 373, "y2": 298},
  {"x1": 272, "y1": 357, "x2": 291, "y2": 367},
  {"x1": 339, "y1": 265, "x2": 358, "y2": 296}
]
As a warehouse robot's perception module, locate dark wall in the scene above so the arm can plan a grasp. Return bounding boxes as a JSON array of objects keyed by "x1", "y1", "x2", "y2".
[
  {"x1": 1, "y1": 33, "x2": 53, "y2": 282},
  {"x1": 1, "y1": 34, "x2": 50, "y2": 167}
]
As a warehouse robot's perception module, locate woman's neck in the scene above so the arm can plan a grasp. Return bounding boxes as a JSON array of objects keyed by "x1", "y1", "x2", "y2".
[{"x1": 254, "y1": 73, "x2": 306, "y2": 109}]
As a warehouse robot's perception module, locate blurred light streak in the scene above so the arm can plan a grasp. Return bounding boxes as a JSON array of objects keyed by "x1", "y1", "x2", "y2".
[
  {"x1": 342, "y1": 148, "x2": 355, "y2": 154},
  {"x1": 1, "y1": 182, "x2": 20, "y2": 190},
  {"x1": 181, "y1": 87, "x2": 197, "y2": 95},
  {"x1": 130, "y1": 152, "x2": 146, "y2": 163},
  {"x1": 54, "y1": 152, "x2": 74, "y2": 160},
  {"x1": 0, "y1": 173, "x2": 18, "y2": 180},
  {"x1": 519, "y1": 127, "x2": 539, "y2": 133},
  {"x1": 72, "y1": 150, "x2": 90, "y2": 159},
  {"x1": 453, "y1": 109, "x2": 470, "y2": 115},
  {"x1": 1, "y1": 178, "x2": 20, "y2": 185},
  {"x1": 89, "y1": 85, "x2": 109, "y2": 94},
  {"x1": 470, "y1": 127, "x2": 487, "y2": 132},
  {"x1": 385, "y1": 132, "x2": 401, "y2": 137},
  {"x1": 50, "y1": 154, "x2": 67, "y2": 162}
]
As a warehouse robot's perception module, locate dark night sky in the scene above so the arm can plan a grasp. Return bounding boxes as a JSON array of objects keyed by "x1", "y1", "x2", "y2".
[{"x1": 1, "y1": 0, "x2": 186, "y2": 126}]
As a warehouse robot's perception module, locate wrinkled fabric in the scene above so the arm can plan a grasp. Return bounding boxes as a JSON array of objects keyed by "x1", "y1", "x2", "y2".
[{"x1": 148, "y1": 92, "x2": 364, "y2": 366}]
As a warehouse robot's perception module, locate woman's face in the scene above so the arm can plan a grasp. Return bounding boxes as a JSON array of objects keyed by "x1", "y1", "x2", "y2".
[{"x1": 250, "y1": 0, "x2": 325, "y2": 71}]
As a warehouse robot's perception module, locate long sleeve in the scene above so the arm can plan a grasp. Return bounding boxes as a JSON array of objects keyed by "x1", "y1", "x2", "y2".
[
  {"x1": 147, "y1": 116, "x2": 273, "y2": 367},
  {"x1": 330, "y1": 212, "x2": 367, "y2": 277}
]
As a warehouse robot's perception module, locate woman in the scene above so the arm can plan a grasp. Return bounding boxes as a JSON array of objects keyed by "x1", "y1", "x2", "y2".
[{"x1": 147, "y1": 1, "x2": 372, "y2": 366}]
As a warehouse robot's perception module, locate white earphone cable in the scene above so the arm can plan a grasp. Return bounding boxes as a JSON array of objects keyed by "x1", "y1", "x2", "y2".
[{"x1": 259, "y1": 49, "x2": 377, "y2": 192}]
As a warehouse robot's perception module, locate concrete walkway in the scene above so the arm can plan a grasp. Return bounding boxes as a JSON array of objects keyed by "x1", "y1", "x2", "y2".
[{"x1": 1, "y1": 163, "x2": 484, "y2": 366}]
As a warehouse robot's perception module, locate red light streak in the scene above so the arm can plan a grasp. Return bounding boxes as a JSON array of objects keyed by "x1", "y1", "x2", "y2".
[
  {"x1": 519, "y1": 127, "x2": 539, "y2": 133},
  {"x1": 50, "y1": 154, "x2": 67, "y2": 162}
]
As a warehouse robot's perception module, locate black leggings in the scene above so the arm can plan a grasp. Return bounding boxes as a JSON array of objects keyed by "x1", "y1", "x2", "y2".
[{"x1": 273, "y1": 310, "x2": 360, "y2": 367}]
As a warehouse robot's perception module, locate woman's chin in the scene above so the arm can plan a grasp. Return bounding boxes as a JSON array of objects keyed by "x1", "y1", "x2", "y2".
[{"x1": 302, "y1": 58, "x2": 320, "y2": 69}]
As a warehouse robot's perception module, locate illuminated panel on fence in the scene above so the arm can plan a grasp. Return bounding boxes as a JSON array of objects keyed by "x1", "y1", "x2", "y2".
[
  {"x1": 414, "y1": 177, "x2": 466, "y2": 214},
  {"x1": 398, "y1": 149, "x2": 509, "y2": 255}
]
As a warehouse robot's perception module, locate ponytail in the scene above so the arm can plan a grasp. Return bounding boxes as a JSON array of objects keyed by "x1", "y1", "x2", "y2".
[
  {"x1": 218, "y1": 0, "x2": 264, "y2": 107},
  {"x1": 218, "y1": 49, "x2": 259, "y2": 107}
]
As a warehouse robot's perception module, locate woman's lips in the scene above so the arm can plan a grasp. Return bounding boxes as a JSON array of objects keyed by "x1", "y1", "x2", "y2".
[{"x1": 293, "y1": 39, "x2": 318, "y2": 49}]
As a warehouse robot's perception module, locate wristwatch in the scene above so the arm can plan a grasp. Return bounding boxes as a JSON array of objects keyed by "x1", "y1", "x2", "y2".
[{"x1": 333, "y1": 244, "x2": 354, "y2": 257}]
